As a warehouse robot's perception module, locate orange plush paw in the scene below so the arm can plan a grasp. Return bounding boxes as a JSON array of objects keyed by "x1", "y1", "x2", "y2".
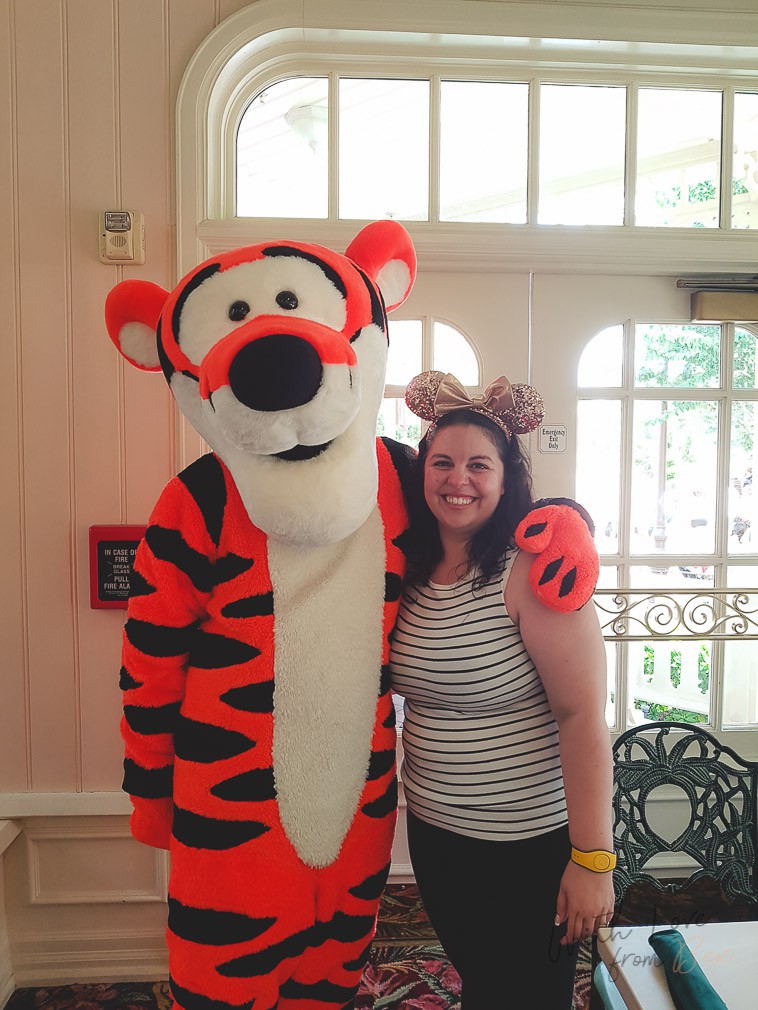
[{"x1": 514, "y1": 500, "x2": 599, "y2": 612}]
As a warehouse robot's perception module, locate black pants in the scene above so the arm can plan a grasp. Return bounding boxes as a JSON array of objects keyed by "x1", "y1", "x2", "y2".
[{"x1": 407, "y1": 810, "x2": 580, "y2": 1010}]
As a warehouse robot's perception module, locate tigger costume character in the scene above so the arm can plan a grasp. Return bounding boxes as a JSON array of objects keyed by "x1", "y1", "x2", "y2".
[{"x1": 105, "y1": 221, "x2": 599, "y2": 1010}]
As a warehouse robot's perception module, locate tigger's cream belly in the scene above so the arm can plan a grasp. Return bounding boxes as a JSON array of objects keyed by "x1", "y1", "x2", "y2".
[{"x1": 268, "y1": 507, "x2": 386, "y2": 867}]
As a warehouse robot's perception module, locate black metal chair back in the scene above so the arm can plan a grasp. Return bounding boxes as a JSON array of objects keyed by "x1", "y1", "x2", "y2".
[{"x1": 611, "y1": 720, "x2": 758, "y2": 924}]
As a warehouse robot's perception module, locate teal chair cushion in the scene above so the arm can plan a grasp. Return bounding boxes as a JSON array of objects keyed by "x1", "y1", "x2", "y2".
[{"x1": 593, "y1": 960, "x2": 628, "y2": 1010}]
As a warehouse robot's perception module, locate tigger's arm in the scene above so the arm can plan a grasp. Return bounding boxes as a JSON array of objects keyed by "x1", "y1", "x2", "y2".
[
  {"x1": 514, "y1": 497, "x2": 599, "y2": 613},
  {"x1": 120, "y1": 475, "x2": 213, "y2": 848}
]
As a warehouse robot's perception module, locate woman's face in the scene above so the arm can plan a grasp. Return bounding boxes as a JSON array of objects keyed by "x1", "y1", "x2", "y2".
[{"x1": 423, "y1": 423, "x2": 505, "y2": 542}]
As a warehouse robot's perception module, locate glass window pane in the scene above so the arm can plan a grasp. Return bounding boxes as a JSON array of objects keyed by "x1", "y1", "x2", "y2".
[
  {"x1": 635, "y1": 88, "x2": 722, "y2": 228},
  {"x1": 733, "y1": 326, "x2": 758, "y2": 390},
  {"x1": 340, "y1": 79, "x2": 429, "y2": 221},
  {"x1": 722, "y1": 641, "x2": 758, "y2": 727},
  {"x1": 386, "y1": 319, "x2": 423, "y2": 386},
  {"x1": 629, "y1": 564, "x2": 714, "y2": 589},
  {"x1": 729, "y1": 401, "x2": 758, "y2": 555},
  {"x1": 722, "y1": 569, "x2": 758, "y2": 727},
  {"x1": 440, "y1": 81, "x2": 528, "y2": 223},
  {"x1": 237, "y1": 78, "x2": 328, "y2": 218},
  {"x1": 578, "y1": 325, "x2": 623, "y2": 387},
  {"x1": 732, "y1": 92, "x2": 758, "y2": 230},
  {"x1": 634, "y1": 323, "x2": 720, "y2": 388},
  {"x1": 604, "y1": 639, "x2": 618, "y2": 728},
  {"x1": 432, "y1": 322, "x2": 479, "y2": 385},
  {"x1": 628, "y1": 638, "x2": 710, "y2": 724},
  {"x1": 630, "y1": 399, "x2": 718, "y2": 555},
  {"x1": 377, "y1": 397, "x2": 422, "y2": 447},
  {"x1": 577, "y1": 400, "x2": 621, "y2": 555},
  {"x1": 538, "y1": 84, "x2": 626, "y2": 225}
]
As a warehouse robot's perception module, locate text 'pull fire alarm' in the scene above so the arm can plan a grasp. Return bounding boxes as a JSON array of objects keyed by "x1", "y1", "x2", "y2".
[{"x1": 98, "y1": 209, "x2": 145, "y2": 264}]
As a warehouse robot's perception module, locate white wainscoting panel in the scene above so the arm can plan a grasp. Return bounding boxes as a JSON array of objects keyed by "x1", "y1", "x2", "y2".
[{"x1": 25, "y1": 824, "x2": 167, "y2": 906}]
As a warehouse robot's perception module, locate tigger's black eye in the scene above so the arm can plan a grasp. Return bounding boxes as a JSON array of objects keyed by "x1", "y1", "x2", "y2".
[
  {"x1": 229, "y1": 300, "x2": 250, "y2": 322},
  {"x1": 276, "y1": 290, "x2": 299, "y2": 311}
]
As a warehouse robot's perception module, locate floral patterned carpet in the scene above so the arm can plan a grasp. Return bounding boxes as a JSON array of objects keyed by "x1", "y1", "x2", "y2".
[{"x1": 5, "y1": 884, "x2": 592, "y2": 1010}]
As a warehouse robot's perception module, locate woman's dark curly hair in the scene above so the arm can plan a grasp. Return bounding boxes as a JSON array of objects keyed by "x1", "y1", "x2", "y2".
[{"x1": 405, "y1": 408, "x2": 534, "y2": 591}]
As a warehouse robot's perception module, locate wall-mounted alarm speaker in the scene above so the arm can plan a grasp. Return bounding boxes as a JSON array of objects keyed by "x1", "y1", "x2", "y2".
[{"x1": 98, "y1": 209, "x2": 145, "y2": 264}]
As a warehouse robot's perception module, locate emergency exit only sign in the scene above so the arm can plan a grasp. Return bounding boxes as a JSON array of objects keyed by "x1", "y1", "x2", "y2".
[{"x1": 538, "y1": 424, "x2": 567, "y2": 453}]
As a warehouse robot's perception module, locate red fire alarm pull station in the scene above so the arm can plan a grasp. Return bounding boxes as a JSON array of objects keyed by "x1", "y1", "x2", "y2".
[{"x1": 89, "y1": 525, "x2": 147, "y2": 609}]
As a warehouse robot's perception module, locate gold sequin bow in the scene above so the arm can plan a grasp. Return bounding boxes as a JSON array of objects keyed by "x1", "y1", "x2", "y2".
[
  {"x1": 435, "y1": 373, "x2": 514, "y2": 419},
  {"x1": 405, "y1": 369, "x2": 545, "y2": 437}
]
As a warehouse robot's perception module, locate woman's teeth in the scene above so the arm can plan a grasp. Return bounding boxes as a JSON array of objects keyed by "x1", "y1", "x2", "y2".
[{"x1": 444, "y1": 496, "x2": 475, "y2": 505}]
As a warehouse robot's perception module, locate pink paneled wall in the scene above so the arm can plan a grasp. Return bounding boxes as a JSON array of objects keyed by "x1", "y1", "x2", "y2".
[{"x1": 0, "y1": 0, "x2": 252, "y2": 798}]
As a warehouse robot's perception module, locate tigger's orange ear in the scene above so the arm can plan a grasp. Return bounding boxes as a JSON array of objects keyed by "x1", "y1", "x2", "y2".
[
  {"x1": 345, "y1": 220, "x2": 416, "y2": 312},
  {"x1": 105, "y1": 279, "x2": 169, "y2": 371}
]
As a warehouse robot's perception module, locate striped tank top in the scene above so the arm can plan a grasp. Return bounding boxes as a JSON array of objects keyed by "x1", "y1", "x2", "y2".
[{"x1": 389, "y1": 548, "x2": 567, "y2": 841}]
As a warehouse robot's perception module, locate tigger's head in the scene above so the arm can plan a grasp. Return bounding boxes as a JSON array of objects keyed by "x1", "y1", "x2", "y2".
[{"x1": 105, "y1": 221, "x2": 416, "y2": 546}]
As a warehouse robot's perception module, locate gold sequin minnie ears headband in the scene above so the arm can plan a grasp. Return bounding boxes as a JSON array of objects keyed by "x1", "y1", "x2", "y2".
[{"x1": 405, "y1": 370, "x2": 545, "y2": 439}]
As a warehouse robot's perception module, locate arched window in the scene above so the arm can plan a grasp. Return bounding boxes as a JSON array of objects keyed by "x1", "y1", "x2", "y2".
[{"x1": 381, "y1": 319, "x2": 481, "y2": 446}]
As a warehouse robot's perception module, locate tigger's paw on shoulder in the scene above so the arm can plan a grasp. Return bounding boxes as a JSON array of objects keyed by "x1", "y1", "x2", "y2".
[{"x1": 515, "y1": 498, "x2": 599, "y2": 613}]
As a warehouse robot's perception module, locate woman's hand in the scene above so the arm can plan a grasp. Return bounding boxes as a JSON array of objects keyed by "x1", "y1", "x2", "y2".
[{"x1": 555, "y1": 860, "x2": 615, "y2": 946}]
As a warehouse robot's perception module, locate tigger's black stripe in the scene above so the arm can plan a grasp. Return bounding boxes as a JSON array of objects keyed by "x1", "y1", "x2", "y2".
[
  {"x1": 125, "y1": 617, "x2": 197, "y2": 658},
  {"x1": 392, "y1": 532, "x2": 413, "y2": 565},
  {"x1": 348, "y1": 861, "x2": 391, "y2": 901},
  {"x1": 119, "y1": 665, "x2": 141, "y2": 691},
  {"x1": 342, "y1": 938, "x2": 373, "y2": 972},
  {"x1": 361, "y1": 777, "x2": 397, "y2": 819},
  {"x1": 538, "y1": 557, "x2": 563, "y2": 586},
  {"x1": 354, "y1": 266, "x2": 386, "y2": 332},
  {"x1": 189, "y1": 630, "x2": 261, "y2": 669},
  {"x1": 220, "y1": 681, "x2": 275, "y2": 713},
  {"x1": 218, "y1": 912, "x2": 375, "y2": 978},
  {"x1": 156, "y1": 317, "x2": 174, "y2": 382},
  {"x1": 122, "y1": 758, "x2": 173, "y2": 799},
  {"x1": 279, "y1": 980, "x2": 359, "y2": 1004},
  {"x1": 523, "y1": 521, "x2": 547, "y2": 539},
  {"x1": 172, "y1": 262, "x2": 221, "y2": 351},
  {"x1": 124, "y1": 701, "x2": 181, "y2": 736},
  {"x1": 174, "y1": 716, "x2": 256, "y2": 763},
  {"x1": 167, "y1": 896, "x2": 275, "y2": 946},
  {"x1": 144, "y1": 525, "x2": 210, "y2": 588},
  {"x1": 560, "y1": 567, "x2": 577, "y2": 598},
  {"x1": 221, "y1": 591, "x2": 274, "y2": 619},
  {"x1": 384, "y1": 572, "x2": 403, "y2": 603},
  {"x1": 367, "y1": 749, "x2": 395, "y2": 781},
  {"x1": 145, "y1": 525, "x2": 254, "y2": 593},
  {"x1": 261, "y1": 246, "x2": 347, "y2": 299},
  {"x1": 127, "y1": 569, "x2": 156, "y2": 598},
  {"x1": 382, "y1": 707, "x2": 396, "y2": 730},
  {"x1": 210, "y1": 767, "x2": 277, "y2": 802},
  {"x1": 168, "y1": 977, "x2": 252, "y2": 1010},
  {"x1": 381, "y1": 435, "x2": 415, "y2": 487},
  {"x1": 171, "y1": 807, "x2": 269, "y2": 850},
  {"x1": 178, "y1": 453, "x2": 227, "y2": 547},
  {"x1": 378, "y1": 664, "x2": 392, "y2": 696}
]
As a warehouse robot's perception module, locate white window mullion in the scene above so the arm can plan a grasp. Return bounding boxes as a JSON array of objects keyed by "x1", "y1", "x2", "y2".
[
  {"x1": 624, "y1": 82, "x2": 638, "y2": 227},
  {"x1": 329, "y1": 72, "x2": 339, "y2": 222},
  {"x1": 527, "y1": 79, "x2": 539, "y2": 224},
  {"x1": 720, "y1": 87, "x2": 735, "y2": 231},
  {"x1": 429, "y1": 75, "x2": 441, "y2": 223}
]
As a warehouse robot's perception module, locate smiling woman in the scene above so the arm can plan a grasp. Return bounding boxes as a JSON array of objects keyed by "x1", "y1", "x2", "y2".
[{"x1": 388, "y1": 369, "x2": 614, "y2": 1010}]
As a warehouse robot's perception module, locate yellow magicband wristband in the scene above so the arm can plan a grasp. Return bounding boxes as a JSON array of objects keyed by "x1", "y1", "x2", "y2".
[{"x1": 571, "y1": 846, "x2": 616, "y2": 873}]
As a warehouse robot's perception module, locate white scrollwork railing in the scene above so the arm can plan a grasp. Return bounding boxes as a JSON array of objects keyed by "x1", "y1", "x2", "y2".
[{"x1": 594, "y1": 589, "x2": 758, "y2": 640}]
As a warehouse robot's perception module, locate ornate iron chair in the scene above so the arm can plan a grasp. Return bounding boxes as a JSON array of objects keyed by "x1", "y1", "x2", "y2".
[{"x1": 590, "y1": 720, "x2": 758, "y2": 1009}]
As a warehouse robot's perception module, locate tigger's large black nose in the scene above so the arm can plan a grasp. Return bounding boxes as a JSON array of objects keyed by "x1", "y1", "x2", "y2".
[{"x1": 229, "y1": 334, "x2": 323, "y2": 411}]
